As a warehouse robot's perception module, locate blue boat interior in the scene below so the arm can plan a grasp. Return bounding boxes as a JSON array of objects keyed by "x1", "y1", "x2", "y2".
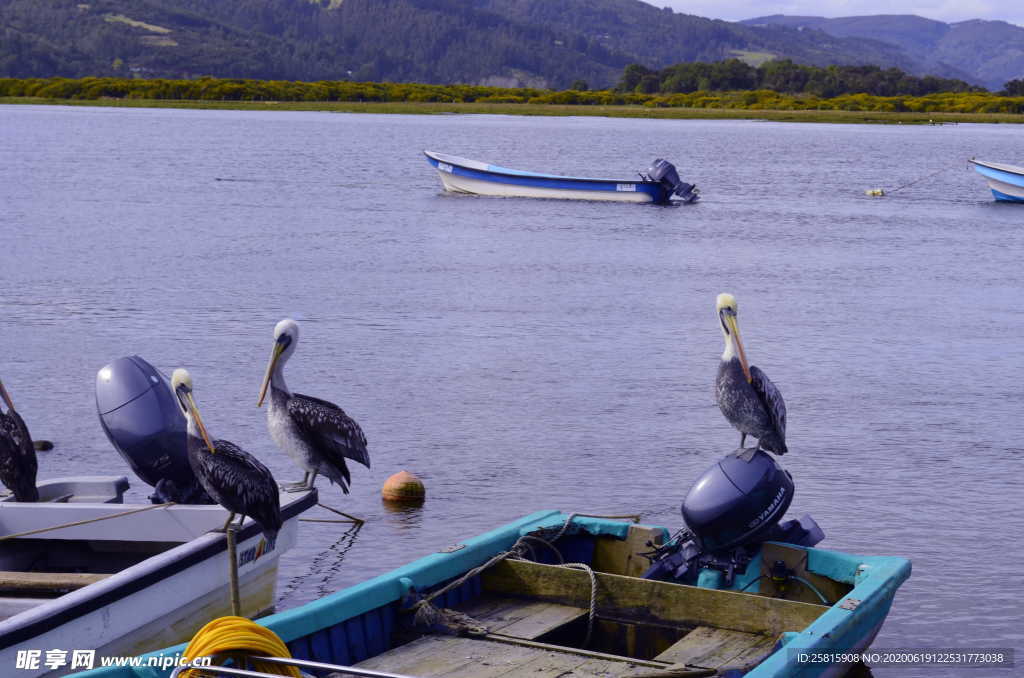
[{"x1": 81, "y1": 511, "x2": 910, "y2": 678}]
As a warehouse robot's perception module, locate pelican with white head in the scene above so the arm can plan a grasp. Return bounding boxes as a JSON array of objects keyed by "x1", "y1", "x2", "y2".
[
  {"x1": 714, "y1": 294, "x2": 788, "y2": 460},
  {"x1": 258, "y1": 318, "x2": 370, "y2": 493},
  {"x1": 172, "y1": 368, "x2": 281, "y2": 540}
]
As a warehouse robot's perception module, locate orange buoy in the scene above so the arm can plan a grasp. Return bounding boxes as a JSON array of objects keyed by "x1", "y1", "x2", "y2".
[{"x1": 382, "y1": 470, "x2": 425, "y2": 503}]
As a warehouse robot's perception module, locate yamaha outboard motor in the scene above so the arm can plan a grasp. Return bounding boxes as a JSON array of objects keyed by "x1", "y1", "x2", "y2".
[
  {"x1": 684, "y1": 449, "x2": 794, "y2": 552},
  {"x1": 96, "y1": 356, "x2": 213, "y2": 504},
  {"x1": 643, "y1": 450, "x2": 823, "y2": 587},
  {"x1": 647, "y1": 158, "x2": 699, "y2": 204}
]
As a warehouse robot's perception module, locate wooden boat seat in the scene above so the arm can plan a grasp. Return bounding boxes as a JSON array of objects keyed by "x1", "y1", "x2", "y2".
[
  {"x1": 0, "y1": 570, "x2": 109, "y2": 593},
  {"x1": 481, "y1": 559, "x2": 823, "y2": 636},
  {"x1": 654, "y1": 626, "x2": 774, "y2": 669},
  {"x1": 456, "y1": 594, "x2": 588, "y2": 639}
]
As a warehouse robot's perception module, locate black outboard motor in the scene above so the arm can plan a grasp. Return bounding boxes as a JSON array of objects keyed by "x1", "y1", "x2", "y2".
[
  {"x1": 642, "y1": 450, "x2": 823, "y2": 587},
  {"x1": 647, "y1": 158, "x2": 699, "y2": 204},
  {"x1": 96, "y1": 356, "x2": 212, "y2": 504}
]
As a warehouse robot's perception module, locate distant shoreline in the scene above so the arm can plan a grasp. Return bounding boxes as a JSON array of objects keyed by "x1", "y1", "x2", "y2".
[{"x1": 3, "y1": 97, "x2": 1023, "y2": 124}]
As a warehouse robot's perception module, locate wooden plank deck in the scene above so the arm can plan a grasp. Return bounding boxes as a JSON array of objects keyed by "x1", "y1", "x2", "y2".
[
  {"x1": 654, "y1": 626, "x2": 774, "y2": 669},
  {"x1": 457, "y1": 594, "x2": 588, "y2": 639},
  {"x1": 325, "y1": 559, "x2": 813, "y2": 677},
  {"x1": 339, "y1": 635, "x2": 669, "y2": 678}
]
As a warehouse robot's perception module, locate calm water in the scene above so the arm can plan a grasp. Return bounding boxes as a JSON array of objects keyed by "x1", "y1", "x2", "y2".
[{"x1": 1, "y1": 105, "x2": 1022, "y2": 676}]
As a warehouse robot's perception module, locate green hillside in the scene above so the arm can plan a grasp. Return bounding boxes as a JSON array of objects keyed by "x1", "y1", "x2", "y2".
[{"x1": 0, "y1": 0, "x2": 996, "y2": 88}]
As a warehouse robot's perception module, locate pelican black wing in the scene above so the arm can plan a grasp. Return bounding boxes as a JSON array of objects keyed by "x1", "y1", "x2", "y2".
[
  {"x1": 197, "y1": 439, "x2": 281, "y2": 533},
  {"x1": 289, "y1": 393, "x2": 371, "y2": 472},
  {"x1": 750, "y1": 365, "x2": 787, "y2": 453},
  {"x1": 0, "y1": 410, "x2": 38, "y2": 502}
]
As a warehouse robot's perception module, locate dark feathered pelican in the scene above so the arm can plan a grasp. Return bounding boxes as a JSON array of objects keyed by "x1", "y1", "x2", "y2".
[
  {"x1": 715, "y1": 293, "x2": 787, "y2": 460},
  {"x1": 257, "y1": 318, "x2": 370, "y2": 493},
  {"x1": 0, "y1": 380, "x2": 39, "y2": 502},
  {"x1": 171, "y1": 369, "x2": 281, "y2": 541}
]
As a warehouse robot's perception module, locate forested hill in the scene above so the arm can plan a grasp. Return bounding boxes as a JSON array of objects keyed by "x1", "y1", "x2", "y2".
[
  {"x1": 742, "y1": 14, "x2": 1024, "y2": 90},
  {"x1": 0, "y1": 0, "x2": 980, "y2": 88}
]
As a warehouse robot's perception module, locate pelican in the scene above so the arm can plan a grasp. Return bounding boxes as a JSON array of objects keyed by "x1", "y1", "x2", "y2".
[
  {"x1": 257, "y1": 319, "x2": 370, "y2": 493},
  {"x1": 0, "y1": 380, "x2": 39, "y2": 502},
  {"x1": 715, "y1": 293, "x2": 787, "y2": 460},
  {"x1": 171, "y1": 369, "x2": 281, "y2": 542}
]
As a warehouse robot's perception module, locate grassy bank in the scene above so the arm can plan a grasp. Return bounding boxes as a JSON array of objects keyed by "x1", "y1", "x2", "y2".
[{"x1": 4, "y1": 96, "x2": 1024, "y2": 124}]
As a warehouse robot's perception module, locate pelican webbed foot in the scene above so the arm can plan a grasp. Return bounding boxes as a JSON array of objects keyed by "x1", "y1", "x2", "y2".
[
  {"x1": 281, "y1": 471, "x2": 313, "y2": 492},
  {"x1": 732, "y1": 446, "x2": 760, "y2": 462}
]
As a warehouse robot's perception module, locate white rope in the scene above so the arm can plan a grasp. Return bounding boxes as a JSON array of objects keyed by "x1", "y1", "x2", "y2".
[
  {"x1": 560, "y1": 563, "x2": 599, "y2": 647},
  {"x1": 411, "y1": 512, "x2": 636, "y2": 635}
]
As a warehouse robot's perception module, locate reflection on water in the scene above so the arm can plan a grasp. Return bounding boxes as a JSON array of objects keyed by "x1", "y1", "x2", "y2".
[
  {"x1": 2, "y1": 105, "x2": 1023, "y2": 677},
  {"x1": 279, "y1": 521, "x2": 363, "y2": 606},
  {"x1": 381, "y1": 500, "x2": 426, "y2": 528}
]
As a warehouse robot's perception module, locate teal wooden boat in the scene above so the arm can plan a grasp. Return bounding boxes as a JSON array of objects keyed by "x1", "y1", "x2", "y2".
[{"x1": 75, "y1": 509, "x2": 910, "y2": 678}]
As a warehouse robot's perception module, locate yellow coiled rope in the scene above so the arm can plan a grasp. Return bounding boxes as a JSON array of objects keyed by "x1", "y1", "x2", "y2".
[{"x1": 180, "y1": 616, "x2": 301, "y2": 677}]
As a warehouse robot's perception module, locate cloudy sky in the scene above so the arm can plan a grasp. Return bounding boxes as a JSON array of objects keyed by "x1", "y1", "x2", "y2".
[{"x1": 655, "y1": 1, "x2": 1024, "y2": 27}]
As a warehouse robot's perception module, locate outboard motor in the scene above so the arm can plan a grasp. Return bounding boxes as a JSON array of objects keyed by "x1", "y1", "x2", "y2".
[
  {"x1": 96, "y1": 356, "x2": 212, "y2": 504},
  {"x1": 647, "y1": 158, "x2": 699, "y2": 204},
  {"x1": 684, "y1": 449, "x2": 794, "y2": 552},
  {"x1": 642, "y1": 450, "x2": 823, "y2": 587}
]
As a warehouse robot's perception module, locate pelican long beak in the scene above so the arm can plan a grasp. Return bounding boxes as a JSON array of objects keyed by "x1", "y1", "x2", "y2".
[
  {"x1": 185, "y1": 393, "x2": 217, "y2": 454},
  {"x1": 0, "y1": 380, "x2": 13, "y2": 412},
  {"x1": 725, "y1": 314, "x2": 752, "y2": 383},
  {"x1": 257, "y1": 342, "x2": 285, "y2": 407}
]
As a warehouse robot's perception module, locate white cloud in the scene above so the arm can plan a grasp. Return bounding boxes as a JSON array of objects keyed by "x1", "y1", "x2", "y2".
[{"x1": 655, "y1": 0, "x2": 1023, "y2": 26}]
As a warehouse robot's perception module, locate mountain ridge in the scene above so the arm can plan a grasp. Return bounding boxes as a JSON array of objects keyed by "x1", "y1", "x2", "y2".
[
  {"x1": 742, "y1": 14, "x2": 1024, "y2": 89},
  {"x1": 0, "y1": 0, "x2": 1018, "y2": 90}
]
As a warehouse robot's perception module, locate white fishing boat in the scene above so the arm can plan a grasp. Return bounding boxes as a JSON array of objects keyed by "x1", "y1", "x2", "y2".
[
  {"x1": 969, "y1": 158, "x2": 1024, "y2": 202},
  {"x1": 0, "y1": 476, "x2": 315, "y2": 677},
  {"x1": 424, "y1": 151, "x2": 699, "y2": 204}
]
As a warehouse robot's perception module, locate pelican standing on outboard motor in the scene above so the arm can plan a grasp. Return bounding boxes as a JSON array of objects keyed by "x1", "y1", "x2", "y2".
[
  {"x1": 644, "y1": 297, "x2": 818, "y2": 591},
  {"x1": 715, "y1": 293, "x2": 787, "y2": 461},
  {"x1": 172, "y1": 369, "x2": 282, "y2": 542},
  {"x1": 0, "y1": 379, "x2": 38, "y2": 502},
  {"x1": 647, "y1": 158, "x2": 699, "y2": 204}
]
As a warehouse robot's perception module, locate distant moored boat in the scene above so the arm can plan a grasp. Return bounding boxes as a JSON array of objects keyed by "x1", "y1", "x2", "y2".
[
  {"x1": 424, "y1": 150, "x2": 699, "y2": 204},
  {"x1": 969, "y1": 158, "x2": 1024, "y2": 202}
]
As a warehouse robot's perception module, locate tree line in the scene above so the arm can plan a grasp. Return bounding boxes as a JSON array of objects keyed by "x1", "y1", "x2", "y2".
[
  {"x1": 617, "y1": 59, "x2": 996, "y2": 98},
  {"x1": 2, "y1": 73, "x2": 1023, "y2": 114}
]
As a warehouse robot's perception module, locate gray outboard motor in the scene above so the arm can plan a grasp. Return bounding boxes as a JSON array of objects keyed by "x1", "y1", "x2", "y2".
[
  {"x1": 96, "y1": 356, "x2": 212, "y2": 504},
  {"x1": 647, "y1": 158, "x2": 699, "y2": 204},
  {"x1": 683, "y1": 449, "x2": 794, "y2": 552},
  {"x1": 642, "y1": 450, "x2": 823, "y2": 587}
]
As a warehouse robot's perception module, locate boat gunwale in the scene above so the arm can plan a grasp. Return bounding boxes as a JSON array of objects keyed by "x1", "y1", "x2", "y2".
[{"x1": 969, "y1": 158, "x2": 1024, "y2": 176}]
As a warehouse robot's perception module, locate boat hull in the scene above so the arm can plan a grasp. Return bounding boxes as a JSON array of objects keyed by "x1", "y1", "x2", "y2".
[
  {"x1": 969, "y1": 159, "x2": 1024, "y2": 202},
  {"x1": 425, "y1": 150, "x2": 671, "y2": 203},
  {"x1": 76, "y1": 510, "x2": 911, "y2": 678},
  {"x1": 0, "y1": 488, "x2": 316, "y2": 677},
  {"x1": 436, "y1": 169, "x2": 657, "y2": 203}
]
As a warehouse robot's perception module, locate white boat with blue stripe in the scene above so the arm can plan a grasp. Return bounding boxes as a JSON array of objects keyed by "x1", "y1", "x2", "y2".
[
  {"x1": 969, "y1": 158, "x2": 1024, "y2": 202},
  {"x1": 424, "y1": 151, "x2": 699, "y2": 204}
]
